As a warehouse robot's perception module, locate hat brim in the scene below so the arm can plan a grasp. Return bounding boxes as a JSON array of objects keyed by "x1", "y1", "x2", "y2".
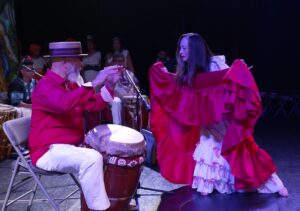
[{"x1": 43, "y1": 53, "x2": 88, "y2": 58}]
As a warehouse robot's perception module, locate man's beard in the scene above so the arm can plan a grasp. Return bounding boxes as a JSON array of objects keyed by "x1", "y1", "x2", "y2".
[{"x1": 67, "y1": 70, "x2": 83, "y2": 85}]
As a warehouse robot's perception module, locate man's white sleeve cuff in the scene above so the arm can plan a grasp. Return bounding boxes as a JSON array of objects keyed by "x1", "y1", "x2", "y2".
[
  {"x1": 82, "y1": 82, "x2": 93, "y2": 87},
  {"x1": 100, "y1": 86, "x2": 114, "y2": 103}
]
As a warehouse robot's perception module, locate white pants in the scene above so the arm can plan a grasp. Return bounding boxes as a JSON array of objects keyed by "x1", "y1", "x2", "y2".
[
  {"x1": 111, "y1": 97, "x2": 122, "y2": 125},
  {"x1": 36, "y1": 144, "x2": 110, "y2": 210},
  {"x1": 15, "y1": 107, "x2": 32, "y2": 118}
]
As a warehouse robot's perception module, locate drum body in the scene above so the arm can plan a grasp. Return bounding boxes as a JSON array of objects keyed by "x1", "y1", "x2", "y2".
[
  {"x1": 121, "y1": 95, "x2": 149, "y2": 131},
  {"x1": 82, "y1": 124, "x2": 146, "y2": 211},
  {"x1": 0, "y1": 104, "x2": 17, "y2": 160}
]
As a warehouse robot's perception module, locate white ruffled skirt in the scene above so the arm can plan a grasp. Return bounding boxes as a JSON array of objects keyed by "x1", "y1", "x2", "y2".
[{"x1": 192, "y1": 123, "x2": 284, "y2": 194}]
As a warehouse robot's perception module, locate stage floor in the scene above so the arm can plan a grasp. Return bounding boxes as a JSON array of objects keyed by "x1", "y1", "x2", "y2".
[{"x1": 0, "y1": 118, "x2": 299, "y2": 211}]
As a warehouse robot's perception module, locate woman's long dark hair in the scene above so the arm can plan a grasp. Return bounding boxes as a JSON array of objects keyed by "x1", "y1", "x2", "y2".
[{"x1": 176, "y1": 33, "x2": 213, "y2": 86}]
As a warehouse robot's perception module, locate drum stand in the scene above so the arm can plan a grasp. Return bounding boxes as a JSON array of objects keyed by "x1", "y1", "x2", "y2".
[{"x1": 124, "y1": 70, "x2": 174, "y2": 210}]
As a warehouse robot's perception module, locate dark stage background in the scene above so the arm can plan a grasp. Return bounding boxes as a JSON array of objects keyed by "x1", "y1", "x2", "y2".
[{"x1": 15, "y1": 0, "x2": 300, "y2": 94}]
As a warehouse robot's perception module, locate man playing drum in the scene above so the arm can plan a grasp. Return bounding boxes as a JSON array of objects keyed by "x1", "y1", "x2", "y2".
[{"x1": 28, "y1": 41, "x2": 122, "y2": 211}]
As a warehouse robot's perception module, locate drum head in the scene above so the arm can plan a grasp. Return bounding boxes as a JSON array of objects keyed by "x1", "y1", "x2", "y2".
[
  {"x1": 107, "y1": 124, "x2": 144, "y2": 144},
  {"x1": 85, "y1": 124, "x2": 146, "y2": 157}
]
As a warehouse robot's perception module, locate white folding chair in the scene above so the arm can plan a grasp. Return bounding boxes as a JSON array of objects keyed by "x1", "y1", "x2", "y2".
[{"x1": 1, "y1": 116, "x2": 81, "y2": 211}]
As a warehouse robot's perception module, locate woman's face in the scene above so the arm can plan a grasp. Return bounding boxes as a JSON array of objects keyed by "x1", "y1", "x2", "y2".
[
  {"x1": 112, "y1": 39, "x2": 121, "y2": 51},
  {"x1": 179, "y1": 36, "x2": 189, "y2": 62},
  {"x1": 87, "y1": 41, "x2": 95, "y2": 51}
]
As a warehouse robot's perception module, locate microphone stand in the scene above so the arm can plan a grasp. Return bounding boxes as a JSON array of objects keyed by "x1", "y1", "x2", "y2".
[
  {"x1": 123, "y1": 70, "x2": 173, "y2": 210},
  {"x1": 124, "y1": 70, "x2": 150, "y2": 113},
  {"x1": 124, "y1": 70, "x2": 151, "y2": 130}
]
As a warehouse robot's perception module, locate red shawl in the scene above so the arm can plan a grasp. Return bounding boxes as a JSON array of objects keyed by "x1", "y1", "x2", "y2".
[{"x1": 149, "y1": 60, "x2": 276, "y2": 190}]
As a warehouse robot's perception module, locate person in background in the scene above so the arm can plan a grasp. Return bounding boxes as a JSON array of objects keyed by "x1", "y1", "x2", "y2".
[
  {"x1": 29, "y1": 43, "x2": 47, "y2": 74},
  {"x1": 113, "y1": 53, "x2": 138, "y2": 98},
  {"x1": 155, "y1": 50, "x2": 176, "y2": 73},
  {"x1": 105, "y1": 36, "x2": 135, "y2": 73},
  {"x1": 82, "y1": 35, "x2": 102, "y2": 82},
  {"x1": 110, "y1": 53, "x2": 139, "y2": 125},
  {"x1": 8, "y1": 55, "x2": 37, "y2": 117}
]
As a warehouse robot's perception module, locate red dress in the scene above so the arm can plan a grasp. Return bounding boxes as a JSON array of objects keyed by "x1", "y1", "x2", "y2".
[{"x1": 149, "y1": 60, "x2": 276, "y2": 190}]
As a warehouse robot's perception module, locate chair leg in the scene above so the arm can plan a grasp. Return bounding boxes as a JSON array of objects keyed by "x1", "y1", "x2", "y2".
[
  {"x1": 58, "y1": 188, "x2": 79, "y2": 204},
  {"x1": 26, "y1": 168, "x2": 61, "y2": 211},
  {"x1": 70, "y1": 173, "x2": 82, "y2": 191},
  {"x1": 27, "y1": 179, "x2": 38, "y2": 210},
  {"x1": 1, "y1": 157, "x2": 21, "y2": 211},
  {"x1": 55, "y1": 173, "x2": 81, "y2": 204},
  {"x1": 2, "y1": 160, "x2": 80, "y2": 211}
]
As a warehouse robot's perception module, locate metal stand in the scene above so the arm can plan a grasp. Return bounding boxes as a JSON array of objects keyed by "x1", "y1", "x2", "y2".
[
  {"x1": 124, "y1": 70, "x2": 173, "y2": 210},
  {"x1": 123, "y1": 69, "x2": 151, "y2": 129}
]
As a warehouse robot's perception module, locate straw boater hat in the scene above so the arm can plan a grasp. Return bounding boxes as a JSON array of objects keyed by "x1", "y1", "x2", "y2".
[{"x1": 44, "y1": 41, "x2": 87, "y2": 58}]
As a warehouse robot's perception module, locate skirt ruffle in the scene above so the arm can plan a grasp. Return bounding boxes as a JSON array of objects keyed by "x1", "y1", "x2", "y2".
[{"x1": 192, "y1": 132, "x2": 235, "y2": 193}]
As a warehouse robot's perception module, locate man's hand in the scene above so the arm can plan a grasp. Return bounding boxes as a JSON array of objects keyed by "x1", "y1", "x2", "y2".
[
  {"x1": 92, "y1": 65, "x2": 123, "y2": 88},
  {"x1": 19, "y1": 101, "x2": 32, "y2": 109}
]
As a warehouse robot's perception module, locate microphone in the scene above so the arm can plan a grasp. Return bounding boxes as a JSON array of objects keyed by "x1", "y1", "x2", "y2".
[{"x1": 22, "y1": 65, "x2": 44, "y2": 78}]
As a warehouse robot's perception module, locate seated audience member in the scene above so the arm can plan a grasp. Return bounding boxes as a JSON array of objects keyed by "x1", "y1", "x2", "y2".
[
  {"x1": 156, "y1": 50, "x2": 177, "y2": 73},
  {"x1": 29, "y1": 41, "x2": 122, "y2": 211},
  {"x1": 113, "y1": 54, "x2": 138, "y2": 98},
  {"x1": 29, "y1": 43, "x2": 47, "y2": 73},
  {"x1": 105, "y1": 36, "x2": 135, "y2": 73},
  {"x1": 82, "y1": 35, "x2": 102, "y2": 82},
  {"x1": 8, "y1": 55, "x2": 37, "y2": 117}
]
